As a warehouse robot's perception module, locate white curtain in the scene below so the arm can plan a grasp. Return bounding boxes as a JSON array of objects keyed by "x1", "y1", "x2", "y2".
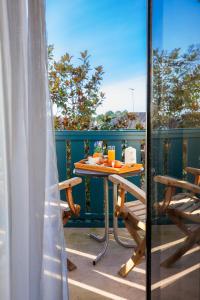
[{"x1": 0, "y1": 1, "x2": 68, "y2": 300}]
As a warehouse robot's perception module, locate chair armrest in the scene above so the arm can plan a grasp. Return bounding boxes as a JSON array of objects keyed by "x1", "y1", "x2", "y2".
[
  {"x1": 154, "y1": 175, "x2": 200, "y2": 194},
  {"x1": 58, "y1": 177, "x2": 82, "y2": 215},
  {"x1": 108, "y1": 174, "x2": 146, "y2": 204},
  {"x1": 185, "y1": 167, "x2": 200, "y2": 176},
  {"x1": 58, "y1": 177, "x2": 82, "y2": 191},
  {"x1": 60, "y1": 200, "x2": 70, "y2": 211}
]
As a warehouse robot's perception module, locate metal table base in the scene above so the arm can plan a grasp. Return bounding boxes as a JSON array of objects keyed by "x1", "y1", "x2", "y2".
[
  {"x1": 74, "y1": 168, "x2": 141, "y2": 265},
  {"x1": 90, "y1": 179, "x2": 134, "y2": 265}
]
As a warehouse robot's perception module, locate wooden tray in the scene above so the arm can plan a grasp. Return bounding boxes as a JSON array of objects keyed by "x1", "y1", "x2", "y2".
[{"x1": 74, "y1": 159, "x2": 143, "y2": 174}]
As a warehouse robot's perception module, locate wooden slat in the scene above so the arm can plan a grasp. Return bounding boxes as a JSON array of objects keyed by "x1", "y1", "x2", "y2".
[
  {"x1": 172, "y1": 192, "x2": 191, "y2": 200},
  {"x1": 169, "y1": 204, "x2": 200, "y2": 223},
  {"x1": 132, "y1": 209, "x2": 146, "y2": 217},
  {"x1": 125, "y1": 202, "x2": 146, "y2": 211},
  {"x1": 125, "y1": 200, "x2": 143, "y2": 207},
  {"x1": 125, "y1": 202, "x2": 145, "y2": 211},
  {"x1": 167, "y1": 138, "x2": 183, "y2": 178},
  {"x1": 171, "y1": 201, "x2": 186, "y2": 209},
  {"x1": 154, "y1": 175, "x2": 200, "y2": 194},
  {"x1": 176, "y1": 201, "x2": 195, "y2": 211},
  {"x1": 137, "y1": 214, "x2": 146, "y2": 222},
  {"x1": 171, "y1": 195, "x2": 198, "y2": 207},
  {"x1": 187, "y1": 138, "x2": 200, "y2": 174},
  {"x1": 88, "y1": 140, "x2": 104, "y2": 215},
  {"x1": 127, "y1": 204, "x2": 146, "y2": 212},
  {"x1": 71, "y1": 140, "x2": 86, "y2": 217},
  {"x1": 90, "y1": 177, "x2": 104, "y2": 216},
  {"x1": 184, "y1": 201, "x2": 200, "y2": 213},
  {"x1": 188, "y1": 224, "x2": 200, "y2": 231},
  {"x1": 152, "y1": 133, "x2": 165, "y2": 175},
  {"x1": 56, "y1": 140, "x2": 67, "y2": 181}
]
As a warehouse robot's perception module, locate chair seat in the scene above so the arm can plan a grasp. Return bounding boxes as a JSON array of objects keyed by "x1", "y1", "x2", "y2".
[
  {"x1": 167, "y1": 193, "x2": 200, "y2": 223},
  {"x1": 125, "y1": 200, "x2": 146, "y2": 222}
]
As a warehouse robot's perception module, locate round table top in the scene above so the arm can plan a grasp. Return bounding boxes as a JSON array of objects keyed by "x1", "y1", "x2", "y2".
[{"x1": 73, "y1": 168, "x2": 144, "y2": 178}]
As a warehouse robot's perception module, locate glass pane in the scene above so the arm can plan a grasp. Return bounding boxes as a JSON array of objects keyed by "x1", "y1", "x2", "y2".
[{"x1": 150, "y1": 0, "x2": 200, "y2": 299}]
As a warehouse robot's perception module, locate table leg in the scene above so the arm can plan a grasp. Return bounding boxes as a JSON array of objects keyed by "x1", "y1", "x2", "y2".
[
  {"x1": 89, "y1": 232, "x2": 106, "y2": 242},
  {"x1": 89, "y1": 179, "x2": 107, "y2": 242},
  {"x1": 113, "y1": 183, "x2": 135, "y2": 248},
  {"x1": 92, "y1": 178, "x2": 109, "y2": 265}
]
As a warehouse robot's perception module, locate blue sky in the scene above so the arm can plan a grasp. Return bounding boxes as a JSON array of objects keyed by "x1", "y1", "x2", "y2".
[
  {"x1": 153, "y1": 0, "x2": 200, "y2": 51},
  {"x1": 46, "y1": 0, "x2": 146, "y2": 83},
  {"x1": 46, "y1": 0, "x2": 200, "y2": 113},
  {"x1": 46, "y1": 0, "x2": 147, "y2": 113}
]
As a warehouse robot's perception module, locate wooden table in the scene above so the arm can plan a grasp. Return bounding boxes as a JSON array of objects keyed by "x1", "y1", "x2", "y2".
[{"x1": 74, "y1": 168, "x2": 143, "y2": 265}]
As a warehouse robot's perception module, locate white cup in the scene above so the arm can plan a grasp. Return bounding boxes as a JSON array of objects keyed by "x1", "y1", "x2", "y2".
[{"x1": 88, "y1": 156, "x2": 96, "y2": 165}]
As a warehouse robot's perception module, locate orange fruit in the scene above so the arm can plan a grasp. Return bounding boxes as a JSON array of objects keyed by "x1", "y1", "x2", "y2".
[
  {"x1": 106, "y1": 160, "x2": 122, "y2": 168},
  {"x1": 103, "y1": 158, "x2": 108, "y2": 164},
  {"x1": 114, "y1": 160, "x2": 122, "y2": 168},
  {"x1": 93, "y1": 152, "x2": 102, "y2": 158}
]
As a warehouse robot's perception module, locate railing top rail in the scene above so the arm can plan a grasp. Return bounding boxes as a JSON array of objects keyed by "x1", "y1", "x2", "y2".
[
  {"x1": 152, "y1": 128, "x2": 200, "y2": 138},
  {"x1": 55, "y1": 130, "x2": 146, "y2": 140},
  {"x1": 55, "y1": 128, "x2": 200, "y2": 140}
]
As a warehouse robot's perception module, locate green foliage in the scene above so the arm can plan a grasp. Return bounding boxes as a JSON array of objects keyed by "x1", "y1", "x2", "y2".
[
  {"x1": 48, "y1": 45, "x2": 105, "y2": 130},
  {"x1": 135, "y1": 123, "x2": 144, "y2": 130},
  {"x1": 92, "y1": 111, "x2": 145, "y2": 130},
  {"x1": 153, "y1": 45, "x2": 200, "y2": 128},
  {"x1": 179, "y1": 112, "x2": 200, "y2": 128},
  {"x1": 93, "y1": 110, "x2": 130, "y2": 130}
]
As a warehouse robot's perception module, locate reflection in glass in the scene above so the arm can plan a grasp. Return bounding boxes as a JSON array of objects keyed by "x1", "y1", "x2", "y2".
[{"x1": 151, "y1": 0, "x2": 200, "y2": 299}]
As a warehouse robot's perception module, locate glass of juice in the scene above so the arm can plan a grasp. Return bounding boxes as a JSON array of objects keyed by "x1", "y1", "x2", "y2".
[{"x1": 108, "y1": 146, "x2": 115, "y2": 166}]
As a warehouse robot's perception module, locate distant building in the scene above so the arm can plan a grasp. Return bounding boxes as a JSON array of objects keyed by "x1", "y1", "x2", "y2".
[{"x1": 127, "y1": 112, "x2": 146, "y2": 129}]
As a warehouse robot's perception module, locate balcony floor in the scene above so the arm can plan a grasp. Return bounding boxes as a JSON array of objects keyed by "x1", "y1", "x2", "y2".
[
  {"x1": 64, "y1": 226, "x2": 200, "y2": 300},
  {"x1": 64, "y1": 228, "x2": 146, "y2": 300}
]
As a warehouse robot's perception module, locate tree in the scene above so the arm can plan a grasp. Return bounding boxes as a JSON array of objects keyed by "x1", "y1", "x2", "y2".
[
  {"x1": 93, "y1": 111, "x2": 130, "y2": 130},
  {"x1": 153, "y1": 45, "x2": 200, "y2": 128},
  {"x1": 48, "y1": 45, "x2": 105, "y2": 130},
  {"x1": 91, "y1": 111, "x2": 144, "y2": 130}
]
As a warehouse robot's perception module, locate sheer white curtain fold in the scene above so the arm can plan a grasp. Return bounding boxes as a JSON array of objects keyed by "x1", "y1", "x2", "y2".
[{"x1": 0, "y1": 1, "x2": 68, "y2": 300}]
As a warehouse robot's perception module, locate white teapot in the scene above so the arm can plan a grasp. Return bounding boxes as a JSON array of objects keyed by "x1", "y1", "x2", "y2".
[{"x1": 125, "y1": 147, "x2": 136, "y2": 164}]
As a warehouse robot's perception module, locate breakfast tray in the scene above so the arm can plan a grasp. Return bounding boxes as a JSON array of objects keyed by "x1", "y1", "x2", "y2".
[{"x1": 74, "y1": 159, "x2": 143, "y2": 174}]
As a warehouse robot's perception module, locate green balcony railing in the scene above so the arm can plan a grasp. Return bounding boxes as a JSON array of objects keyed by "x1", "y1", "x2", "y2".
[{"x1": 55, "y1": 128, "x2": 200, "y2": 227}]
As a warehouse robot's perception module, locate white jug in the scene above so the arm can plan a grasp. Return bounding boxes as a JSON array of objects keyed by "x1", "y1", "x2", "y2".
[{"x1": 125, "y1": 147, "x2": 136, "y2": 164}]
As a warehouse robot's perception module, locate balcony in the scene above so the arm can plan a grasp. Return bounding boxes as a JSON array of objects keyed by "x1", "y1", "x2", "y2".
[{"x1": 55, "y1": 128, "x2": 200, "y2": 299}]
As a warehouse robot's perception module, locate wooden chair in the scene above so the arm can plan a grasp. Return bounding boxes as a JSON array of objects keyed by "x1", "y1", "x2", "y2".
[
  {"x1": 154, "y1": 167, "x2": 200, "y2": 267},
  {"x1": 58, "y1": 177, "x2": 82, "y2": 271},
  {"x1": 109, "y1": 174, "x2": 146, "y2": 277}
]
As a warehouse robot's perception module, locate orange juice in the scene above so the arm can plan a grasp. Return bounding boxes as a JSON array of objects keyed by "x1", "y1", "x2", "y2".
[{"x1": 108, "y1": 146, "x2": 115, "y2": 164}]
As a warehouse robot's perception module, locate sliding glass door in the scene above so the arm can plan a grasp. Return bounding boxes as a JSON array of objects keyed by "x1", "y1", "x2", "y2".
[{"x1": 148, "y1": 0, "x2": 200, "y2": 299}]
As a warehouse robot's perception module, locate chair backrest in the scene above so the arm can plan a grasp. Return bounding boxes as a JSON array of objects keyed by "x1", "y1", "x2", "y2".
[
  {"x1": 108, "y1": 174, "x2": 146, "y2": 204},
  {"x1": 109, "y1": 174, "x2": 146, "y2": 231}
]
